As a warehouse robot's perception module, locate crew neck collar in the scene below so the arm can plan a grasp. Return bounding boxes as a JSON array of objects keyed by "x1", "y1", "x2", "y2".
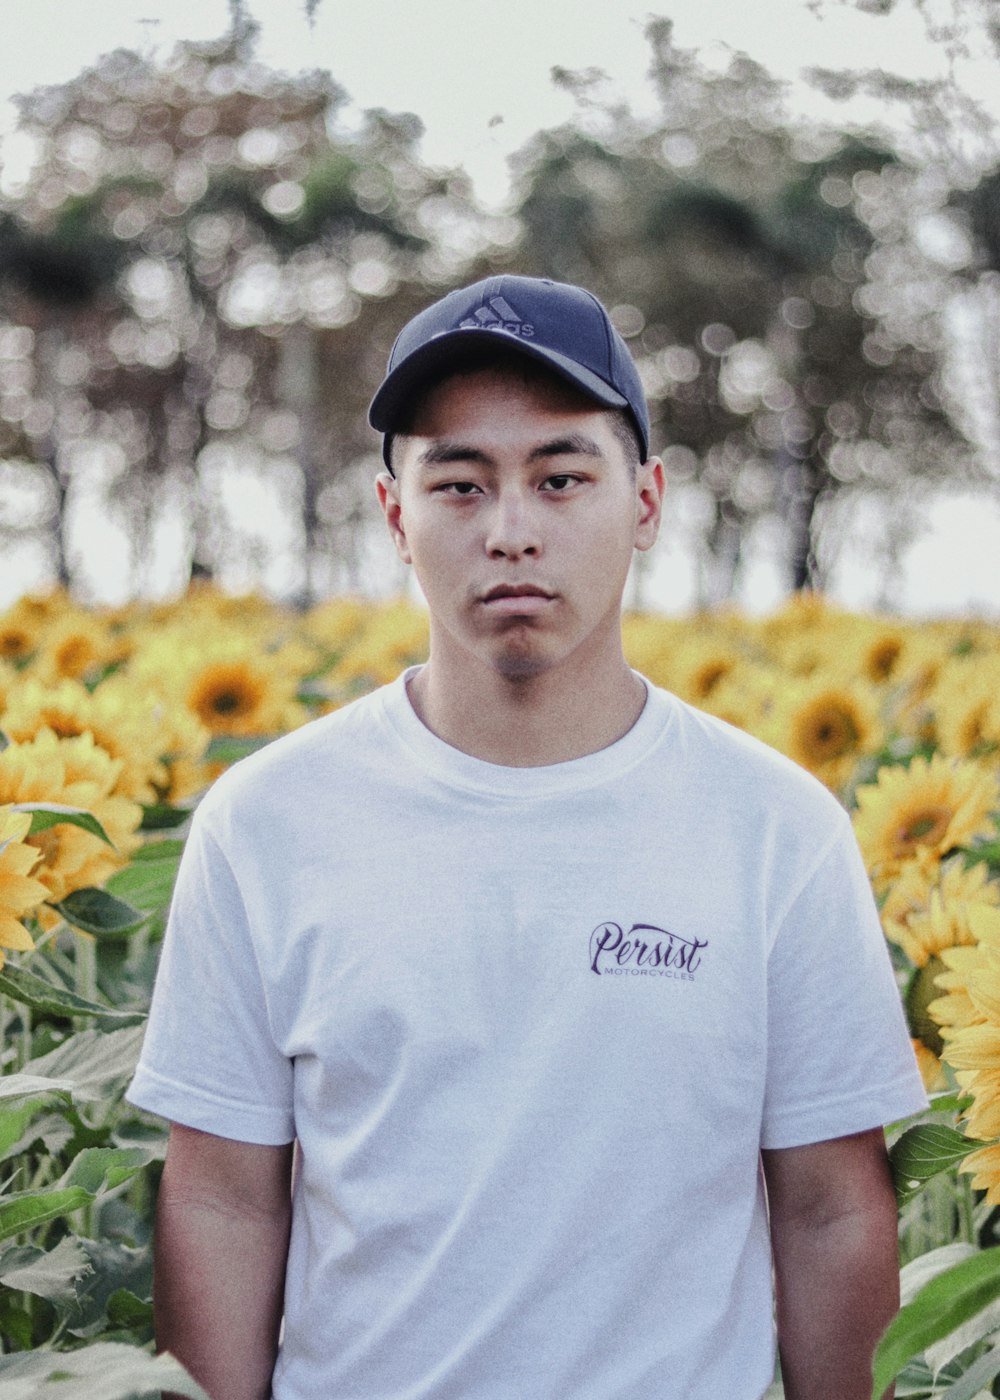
[{"x1": 378, "y1": 666, "x2": 674, "y2": 797}]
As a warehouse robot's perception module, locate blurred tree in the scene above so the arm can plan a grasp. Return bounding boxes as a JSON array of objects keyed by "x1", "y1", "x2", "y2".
[
  {"x1": 2, "y1": 4, "x2": 986, "y2": 606},
  {"x1": 806, "y1": 0, "x2": 1000, "y2": 180},
  {"x1": 0, "y1": 11, "x2": 487, "y2": 600},
  {"x1": 506, "y1": 20, "x2": 966, "y2": 598},
  {"x1": 807, "y1": 0, "x2": 1000, "y2": 492}
]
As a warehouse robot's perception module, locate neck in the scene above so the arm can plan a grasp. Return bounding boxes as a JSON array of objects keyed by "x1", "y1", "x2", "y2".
[{"x1": 406, "y1": 647, "x2": 646, "y2": 767}]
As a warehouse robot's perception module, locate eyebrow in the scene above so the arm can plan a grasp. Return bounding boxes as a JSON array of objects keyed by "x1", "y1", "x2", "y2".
[{"x1": 415, "y1": 433, "x2": 605, "y2": 469}]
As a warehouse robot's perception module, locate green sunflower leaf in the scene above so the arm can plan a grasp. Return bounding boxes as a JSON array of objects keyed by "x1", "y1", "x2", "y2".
[
  {"x1": 0, "y1": 1339, "x2": 210, "y2": 1398},
  {"x1": 905, "y1": 958, "x2": 946, "y2": 1060},
  {"x1": 105, "y1": 1286, "x2": 154, "y2": 1329},
  {"x1": 890, "y1": 1123, "x2": 976, "y2": 1206},
  {"x1": 927, "y1": 1090, "x2": 975, "y2": 1117},
  {"x1": 13, "y1": 803, "x2": 114, "y2": 847},
  {"x1": 0, "y1": 1154, "x2": 156, "y2": 1258},
  {"x1": 871, "y1": 1246, "x2": 1000, "y2": 1400},
  {"x1": 140, "y1": 802, "x2": 192, "y2": 831},
  {"x1": 204, "y1": 734, "x2": 275, "y2": 764},
  {"x1": 0, "y1": 962, "x2": 145, "y2": 1026},
  {"x1": 22, "y1": 1024, "x2": 145, "y2": 1103},
  {"x1": 51, "y1": 887, "x2": 147, "y2": 937},
  {"x1": 966, "y1": 839, "x2": 1000, "y2": 872},
  {"x1": 0, "y1": 1187, "x2": 92, "y2": 1246},
  {"x1": 0, "y1": 1236, "x2": 92, "y2": 1308},
  {"x1": 935, "y1": 1343, "x2": 1000, "y2": 1399},
  {"x1": 105, "y1": 839, "x2": 183, "y2": 909}
]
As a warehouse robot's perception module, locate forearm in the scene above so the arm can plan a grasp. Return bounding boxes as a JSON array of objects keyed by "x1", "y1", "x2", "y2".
[
  {"x1": 772, "y1": 1203, "x2": 898, "y2": 1400},
  {"x1": 155, "y1": 1142, "x2": 293, "y2": 1400}
]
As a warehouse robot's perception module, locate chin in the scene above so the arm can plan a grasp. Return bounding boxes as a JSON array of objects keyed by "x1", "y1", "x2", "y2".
[{"x1": 489, "y1": 643, "x2": 551, "y2": 683}]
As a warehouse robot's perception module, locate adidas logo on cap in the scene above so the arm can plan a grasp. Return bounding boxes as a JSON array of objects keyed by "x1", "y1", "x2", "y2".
[{"x1": 458, "y1": 295, "x2": 534, "y2": 338}]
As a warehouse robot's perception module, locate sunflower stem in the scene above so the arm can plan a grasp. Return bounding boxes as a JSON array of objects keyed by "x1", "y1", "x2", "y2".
[
  {"x1": 956, "y1": 1172, "x2": 977, "y2": 1244},
  {"x1": 19, "y1": 999, "x2": 32, "y2": 1073},
  {"x1": 75, "y1": 935, "x2": 98, "y2": 1002}
]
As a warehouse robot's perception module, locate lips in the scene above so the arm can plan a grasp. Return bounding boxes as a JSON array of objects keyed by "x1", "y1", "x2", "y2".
[{"x1": 482, "y1": 585, "x2": 554, "y2": 602}]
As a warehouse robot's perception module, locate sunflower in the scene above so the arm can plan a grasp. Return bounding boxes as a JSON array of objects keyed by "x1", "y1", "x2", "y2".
[
  {"x1": 884, "y1": 858, "x2": 1000, "y2": 968},
  {"x1": 182, "y1": 583, "x2": 281, "y2": 633},
  {"x1": 300, "y1": 596, "x2": 371, "y2": 654},
  {"x1": 930, "y1": 945, "x2": 990, "y2": 1039},
  {"x1": 133, "y1": 624, "x2": 307, "y2": 739},
  {"x1": 1, "y1": 675, "x2": 198, "y2": 803},
  {"x1": 861, "y1": 628, "x2": 907, "y2": 684},
  {"x1": 911, "y1": 1039, "x2": 947, "y2": 1093},
  {"x1": 853, "y1": 753, "x2": 999, "y2": 890},
  {"x1": 0, "y1": 806, "x2": 48, "y2": 966},
  {"x1": 0, "y1": 657, "x2": 17, "y2": 716},
  {"x1": 27, "y1": 610, "x2": 121, "y2": 685},
  {"x1": 879, "y1": 859, "x2": 935, "y2": 938},
  {"x1": 941, "y1": 1025, "x2": 1000, "y2": 1142},
  {"x1": 186, "y1": 660, "x2": 273, "y2": 733},
  {"x1": 766, "y1": 680, "x2": 880, "y2": 791},
  {"x1": 926, "y1": 900, "x2": 1000, "y2": 1197},
  {"x1": 788, "y1": 688, "x2": 872, "y2": 771},
  {"x1": 183, "y1": 654, "x2": 307, "y2": 737},
  {"x1": 334, "y1": 600, "x2": 430, "y2": 690},
  {"x1": 0, "y1": 619, "x2": 36, "y2": 664},
  {"x1": 152, "y1": 705, "x2": 212, "y2": 803},
  {"x1": 931, "y1": 657, "x2": 1000, "y2": 758},
  {"x1": 697, "y1": 664, "x2": 775, "y2": 738},
  {"x1": 957, "y1": 1141, "x2": 1000, "y2": 1206},
  {"x1": 671, "y1": 640, "x2": 743, "y2": 706},
  {"x1": 0, "y1": 728, "x2": 142, "y2": 911},
  {"x1": 756, "y1": 595, "x2": 854, "y2": 680},
  {"x1": 928, "y1": 903, "x2": 1000, "y2": 1038}
]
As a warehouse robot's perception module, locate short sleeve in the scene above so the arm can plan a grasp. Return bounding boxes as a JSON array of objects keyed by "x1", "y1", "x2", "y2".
[
  {"x1": 126, "y1": 804, "x2": 295, "y2": 1144},
  {"x1": 761, "y1": 815, "x2": 928, "y2": 1149}
]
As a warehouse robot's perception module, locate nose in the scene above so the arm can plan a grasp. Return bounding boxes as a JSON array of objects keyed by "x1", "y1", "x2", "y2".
[{"x1": 484, "y1": 487, "x2": 540, "y2": 560}]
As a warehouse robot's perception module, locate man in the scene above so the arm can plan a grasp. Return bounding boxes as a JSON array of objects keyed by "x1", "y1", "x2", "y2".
[{"x1": 128, "y1": 274, "x2": 927, "y2": 1400}]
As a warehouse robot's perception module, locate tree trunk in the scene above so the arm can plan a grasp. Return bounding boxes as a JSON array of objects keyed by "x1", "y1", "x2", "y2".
[
  {"x1": 780, "y1": 448, "x2": 824, "y2": 592},
  {"x1": 277, "y1": 323, "x2": 322, "y2": 605}
]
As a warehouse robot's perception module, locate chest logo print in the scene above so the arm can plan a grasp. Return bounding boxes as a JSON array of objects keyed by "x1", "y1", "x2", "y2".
[{"x1": 589, "y1": 922, "x2": 707, "y2": 981}]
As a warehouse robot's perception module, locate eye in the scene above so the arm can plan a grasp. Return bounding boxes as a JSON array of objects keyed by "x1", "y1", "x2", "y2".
[
  {"x1": 435, "y1": 480, "x2": 482, "y2": 496},
  {"x1": 541, "y1": 473, "x2": 581, "y2": 492}
]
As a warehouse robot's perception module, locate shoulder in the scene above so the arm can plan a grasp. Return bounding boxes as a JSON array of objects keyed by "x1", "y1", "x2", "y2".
[
  {"x1": 195, "y1": 680, "x2": 395, "y2": 829},
  {"x1": 651, "y1": 691, "x2": 882, "y2": 945},
  {"x1": 656, "y1": 683, "x2": 842, "y2": 801}
]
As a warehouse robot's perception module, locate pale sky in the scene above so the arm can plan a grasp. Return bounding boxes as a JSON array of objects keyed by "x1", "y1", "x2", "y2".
[{"x1": 0, "y1": 0, "x2": 967, "y2": 206}]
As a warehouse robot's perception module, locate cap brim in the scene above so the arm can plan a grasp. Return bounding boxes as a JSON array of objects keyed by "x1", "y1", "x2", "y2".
[{"x1": 368, "y1": 327, "x2": 629, "y2": 436}]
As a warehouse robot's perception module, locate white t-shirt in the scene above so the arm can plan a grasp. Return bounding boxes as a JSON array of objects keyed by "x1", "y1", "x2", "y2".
[{"x1": 128, "y1": 672, "x2": 927, "y2": 1400}]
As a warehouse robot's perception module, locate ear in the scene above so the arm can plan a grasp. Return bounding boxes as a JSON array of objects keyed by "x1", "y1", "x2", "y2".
[
  {"x1": 375, "y1": 473, "x2": 408, "y2": 565},
  {"x1": 634, "y1": 458, "x2": 665, "y2": 553},
  {"x1": 376, "y1": 470, "x2": 412, "y2": 565}
]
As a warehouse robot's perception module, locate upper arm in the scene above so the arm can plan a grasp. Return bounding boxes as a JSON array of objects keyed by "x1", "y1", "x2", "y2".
[
  {"x1": 761, "y1": 1127, "x2": 895, "y2": 1228},
  {"x1": 159, "y1": 1123, "x2": 295, "y2": 1219}
]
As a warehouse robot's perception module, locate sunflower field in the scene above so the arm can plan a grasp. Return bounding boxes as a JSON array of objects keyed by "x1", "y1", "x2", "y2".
[{"x1": 1, "y1": 585, "x2": 999, "y2": 1398}]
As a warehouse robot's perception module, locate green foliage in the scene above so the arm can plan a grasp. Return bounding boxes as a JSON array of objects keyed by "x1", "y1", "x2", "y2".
[
  {"x1": 892, "y1": 1124, "x2": 977, "y2": 1207},
  {"x1": 50, "y1": 889, "x2": 147, "y2": 939},
  {"x1": 16, "y1": 805, "x2": 115, "y2": 848},
  {"x1": 0, "y1": 1342, "x2": 210, "y2": 1398},
  {"x1": 0, "y1": 964, "x2": 145, "y2": 1028},
  {"x1": 872, "y1": 1247, "x2": 1000, "y2": 1398},
  {"x1": 907, "y1": 959, "x2": 948, "y2": 1059},
  {"x1": 0, "y1": 865, "x2": 182, "y2": 1391},
  {"x1": 105, "y1": 841, "x2": 184, "y2": 911}
]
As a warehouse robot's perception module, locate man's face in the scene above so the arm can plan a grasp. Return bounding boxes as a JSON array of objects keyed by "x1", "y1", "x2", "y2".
[{"x1": 377, "y1": 366, "x2": 663, "y2": 684}]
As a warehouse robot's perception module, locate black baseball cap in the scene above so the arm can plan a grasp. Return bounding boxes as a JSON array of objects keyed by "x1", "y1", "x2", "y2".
[{"x1": 368, "y1": 274, "x2": 650, "y2": 465}]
